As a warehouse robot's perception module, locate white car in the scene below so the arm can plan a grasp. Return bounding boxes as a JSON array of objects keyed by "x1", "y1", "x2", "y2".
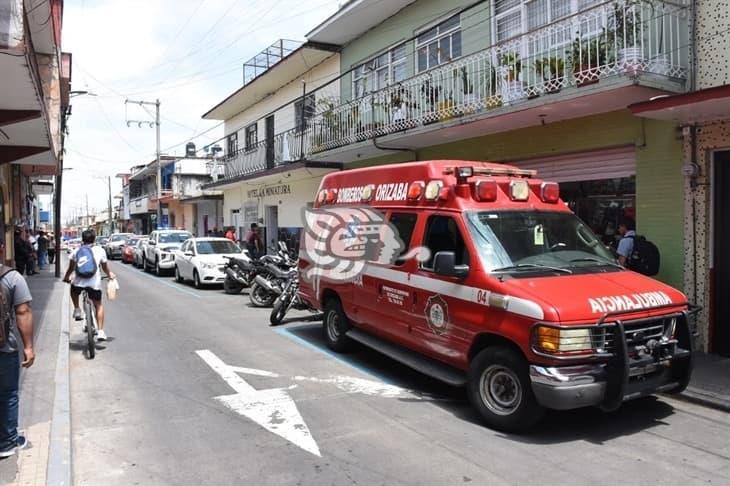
[
  {"x1": 174, "y1": 237, "x2": 247, "y2": 288},
  {"x1": 105, "y1": 233, "x2": 134, "y2": 259},
  {"x1": 132, "y1": 237, "x2": 149, "y2": 267},
  {"x1": 143, "y1": 230, "x2": 192, "y2": 275}
]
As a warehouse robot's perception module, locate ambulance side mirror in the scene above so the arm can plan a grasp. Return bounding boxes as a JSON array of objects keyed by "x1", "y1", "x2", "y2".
[{"x1": 433, "y1": 251, "x2": 469, "y2": 279}]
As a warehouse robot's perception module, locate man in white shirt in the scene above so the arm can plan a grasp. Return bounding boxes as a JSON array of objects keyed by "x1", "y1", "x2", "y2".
[
  {"x1": 616, "y1": 217, "x2": 636, "y2": 268},
  {"x1": 62, "y1": 229, "x2": 116, "y2": 341}
]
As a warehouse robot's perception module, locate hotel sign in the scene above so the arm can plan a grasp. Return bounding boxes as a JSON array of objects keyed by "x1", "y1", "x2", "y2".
[{"x1": 247, "y1": 184, "x2": 291, "y2": 199}]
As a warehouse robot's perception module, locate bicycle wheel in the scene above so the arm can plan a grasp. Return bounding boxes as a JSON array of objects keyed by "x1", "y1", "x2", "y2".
[{"x1": 85, "y1": 297, "x2": 96, "y2": 359}]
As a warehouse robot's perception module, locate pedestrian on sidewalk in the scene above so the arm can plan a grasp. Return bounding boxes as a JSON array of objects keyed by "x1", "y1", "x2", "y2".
[
  {"x1": 0, "y1": 242, "x2": 34, "y2": 458},
  {"x1": 12, "y1": 230, "x2": 29, "y2": 276},
  {"x1": 225, "y1": 227, "x2": 237, "y2": 243},
  {"x1": 62, "y1": 229, "x2": 116, "y2": 342},
  {"x1": 47, "y1": 234, "x2": 56, "y2": 265},
  {"x1": 36, "y1": 232, "x2": 48, "y2": 270},
  {"x1": 245, "y1": 223, "x2": 263, "y2": 259},
  {"x1": 616, "y1": 217, "x2": 637, "y2": 268}
]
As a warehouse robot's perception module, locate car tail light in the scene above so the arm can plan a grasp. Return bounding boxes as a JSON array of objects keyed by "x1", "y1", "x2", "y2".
[
  {"x1": 540, "y1": 182, "x2": 560, "y2": 203},
  {"x1": 424, "y1": 180, "x2": 443, "y2": 200},
  {"x1": 407, "y1": 181, "x2": 424, "y2": 200},
  {"x1": 509, "y1": 180, "x2": 530, "y2": 201},
  {"x1": 474, "y1": 179, "x2": 498, "y2": 201}
]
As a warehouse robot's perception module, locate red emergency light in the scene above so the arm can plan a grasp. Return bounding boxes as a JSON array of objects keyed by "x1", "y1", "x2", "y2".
[
  {"x1": 407, "y1": 181, "x2": 424, "y2": 200},
  {"x1": 474, "y1": 179, "x2": 498, "y2": 202},
  {"x1": 540, "y1": 182, "x2": 560, "y2": 203},
  {"x1": 325, "y1": 188, "x2": 338, "y2": 204}
]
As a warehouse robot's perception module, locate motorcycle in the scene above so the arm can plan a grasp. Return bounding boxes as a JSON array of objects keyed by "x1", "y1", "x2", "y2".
[
  {"x1": 269, "y1": 270, "x2": 322, "y2": 326},
  {"x1": 222, "y1": 252, "x2": 255, "y2": 294},
  {"x1": 247, "y1": 242, "x2": 296, "y2": 307}
]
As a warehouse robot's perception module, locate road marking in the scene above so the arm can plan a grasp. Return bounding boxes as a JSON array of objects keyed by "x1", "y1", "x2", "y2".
[
  {"x1": 292, "y1": 375, "x2": 409, "y2": 398},
  {"x1": 196, "y1": 350, "x2": 321, "y2": 457}
]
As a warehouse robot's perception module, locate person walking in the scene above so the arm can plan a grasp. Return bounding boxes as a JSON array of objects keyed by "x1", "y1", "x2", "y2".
[
  {"x1": 13, "y1": 230, "x2": 28, "y2": 276},
  {"x1": 616, "y1": 217, "x2": 637, "y2": 268},
  {"x1": 245, "y1": 223, "x2": 263, "y2": 259},
  {"x1": 36, "y1": 232, "x2": 48, "y2": 270},
  {"x1": 24, "y1": 233, "x2": 36, "y2": 276},
  {"x1": 47, "y1": 234, "x2": 56, "y2": 265},
  {"x1": 0, "y1": 245, "x2": 34, "y2": 458},
  {"x1": 225, "y1": 227, "x2": 237, "y2": 243}
]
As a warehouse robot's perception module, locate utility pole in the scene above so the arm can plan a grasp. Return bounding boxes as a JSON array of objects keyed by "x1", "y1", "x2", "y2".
[
  {"x1": 107, "y1": 176, "x2": 113, "y2": 235},
  {"x1": 126, "y1": 98, "x2": 162, "y2": 229},
  {"x1": 85, "y1": 194, "x2": 89, "y2": 228}
]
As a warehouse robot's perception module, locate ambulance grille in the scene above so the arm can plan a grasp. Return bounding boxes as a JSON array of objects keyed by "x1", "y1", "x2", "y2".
[{"x1": 596, "y1": 317, "x2": 673, "y2": 355}]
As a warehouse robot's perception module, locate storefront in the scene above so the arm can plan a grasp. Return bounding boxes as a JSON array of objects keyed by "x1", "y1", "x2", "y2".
[{"x1": 218, "y1": 166, "x2": 337, "y2": 255}]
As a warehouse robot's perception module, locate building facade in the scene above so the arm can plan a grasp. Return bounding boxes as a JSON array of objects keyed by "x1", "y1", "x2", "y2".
[{"x1": 203, "y1": 40, "x2": 342, "y2": 252}]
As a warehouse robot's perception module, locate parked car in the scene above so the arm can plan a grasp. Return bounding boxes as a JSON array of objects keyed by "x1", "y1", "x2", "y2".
[
  {"x1": 97, "y1": 236, "x2": 109, "y2": 247},
  {"x1": 133, "y1": 237, "x2": 149, "y2": 268},
  {"x1": 65, "y1": 238, "x2": 81, "y2": 254},
  {"x1": 105, "y1": 233, "x2": 134, "y2": 259},
  {"x1": 143, "y1": 229, "x2": 192, "y2": 275},
  {"x1": 174, "y1": 238, "x2": 246, "y2": 288},
  {"x1": 121, "y1": 236, "x2": 142, "y2": 264}
]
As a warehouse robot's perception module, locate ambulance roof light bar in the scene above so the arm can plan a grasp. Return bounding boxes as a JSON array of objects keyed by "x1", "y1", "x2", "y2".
[{"x1": 443, "y1": 166, "x2": 537, "y2": 178}]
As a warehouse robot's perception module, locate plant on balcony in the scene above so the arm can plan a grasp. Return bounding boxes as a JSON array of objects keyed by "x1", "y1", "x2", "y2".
[
  {"x1": 311, "y1": 98, "x2": 337, "y2": 153},
  {"x1": 459, "y1": 66, "x2": 480, "y2": 114},
  {"x1": 484, "y1": 63, "x2": 502, "y2": 109},
  {"x1": 611, "y1": 0, "x2": 647, "y2": 69},
  {"x1": 570, "y1": 30, "x2": 609, "y2": 86},
  {"x1": 420, "y1": 78, "x2": 442, "y2": 125},
  {"x1": 385, "y1": 84, "x2": 418, "y2": 130},
  {"x1": 535, "y1": 57, "x2": 565, "y2": 94},
  {"x1": 498, "y1": 52, "x2": 526, "y2": 103}
]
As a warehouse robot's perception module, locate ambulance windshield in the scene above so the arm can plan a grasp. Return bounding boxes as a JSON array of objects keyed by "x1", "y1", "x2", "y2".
[{"x1": 465, "y1": 211, "x2": 619, "y2": 275}]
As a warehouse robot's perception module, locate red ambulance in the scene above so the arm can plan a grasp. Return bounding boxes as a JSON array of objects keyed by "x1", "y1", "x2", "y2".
[{"x1": 298, "y1": 160, "x2": 695, "y2": 431}]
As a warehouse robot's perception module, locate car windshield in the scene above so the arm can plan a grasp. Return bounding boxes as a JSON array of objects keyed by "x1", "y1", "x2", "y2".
[
  {"x1": 196, "y1": 240, "x2": 240, "y2": 255},
  {"x1": 159, "y1": 232, "x2": 191, "y2": 243},
  {"x1": 126, "y1": 238, "x2": 139, "y2": 245},
  {"x1": 110, "y1": 234, "x2": 127, "y2": 242},
  {"x1": 465, "y1": 211, "x2": 619, "y2": 276}
]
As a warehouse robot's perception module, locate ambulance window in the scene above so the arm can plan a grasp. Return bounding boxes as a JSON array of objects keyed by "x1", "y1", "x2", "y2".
[
  {"x1": 389, "y1": 212, "x2": 417, "y2": 263},
  {"x1": 422, "y1": 215, "x2": 468, "y2": 269}
]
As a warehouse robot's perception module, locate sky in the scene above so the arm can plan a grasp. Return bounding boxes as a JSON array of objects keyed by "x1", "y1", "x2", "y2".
[{"x1": 60, "y1": 0, "x2": 341, "y2": 223}]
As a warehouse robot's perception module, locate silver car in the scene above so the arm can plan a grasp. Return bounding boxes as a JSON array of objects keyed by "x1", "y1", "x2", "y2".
[{"x1": 105, "y1": 233, "x2": 134, "y2": 259}]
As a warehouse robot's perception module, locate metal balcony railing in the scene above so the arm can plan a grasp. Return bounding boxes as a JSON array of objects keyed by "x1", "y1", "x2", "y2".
[
  {"x1": 305, "y1": 0, "x2": 689, "y2": 154},
  {"x1": 222, "y1": 128, "x2": 309, "y2": 180}
]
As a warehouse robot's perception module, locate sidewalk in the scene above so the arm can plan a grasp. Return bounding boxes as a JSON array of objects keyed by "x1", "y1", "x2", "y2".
[
  {"x1": 0, "y1": 267, "x2": 67, "y2": 486},
  {"x1": 677, "y1": 352, "x2": 730, "y2": 412}
]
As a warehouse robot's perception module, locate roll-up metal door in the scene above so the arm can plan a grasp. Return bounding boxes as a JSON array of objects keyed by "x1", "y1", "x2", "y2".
[{"x1": 508, "y1": 146, "x2": 636, "y2": 182}]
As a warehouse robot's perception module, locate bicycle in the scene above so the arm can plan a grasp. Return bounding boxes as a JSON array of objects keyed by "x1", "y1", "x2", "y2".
[{"x1": 66, "y1": 276, "x2": 111, "y2": 360}]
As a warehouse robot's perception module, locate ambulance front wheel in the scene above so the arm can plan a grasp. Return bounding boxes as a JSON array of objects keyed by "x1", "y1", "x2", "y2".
[
  {"x1": 323, "y1": 299, "x2": 352, "y2": 352},
  {"x1": 468, "y1": 347, "x2": 545, "y2": 432}
]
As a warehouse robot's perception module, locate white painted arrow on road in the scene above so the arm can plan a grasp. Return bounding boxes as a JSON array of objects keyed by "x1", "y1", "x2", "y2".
[{"x1": 196, "y1": 350, "x2": 321, "y2": 457}]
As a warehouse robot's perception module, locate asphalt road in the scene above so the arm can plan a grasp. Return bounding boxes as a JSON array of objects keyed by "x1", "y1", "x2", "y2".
[{"x1": 68, "y1": 259, "x2": 730, "y2": 486}]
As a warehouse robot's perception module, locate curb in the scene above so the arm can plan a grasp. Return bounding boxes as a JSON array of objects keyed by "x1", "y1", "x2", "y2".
[
  {"x1": 665, "y1": 387, "x2": 730, "y2": 414},
  {"x1": 46, "y1": 290, "x2": 71, "y2": 486}
]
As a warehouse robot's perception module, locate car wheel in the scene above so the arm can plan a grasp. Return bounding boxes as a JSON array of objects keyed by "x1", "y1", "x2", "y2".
[
  {"x1": 467, "y1": 346, "x2": 545, "y2": 432},
  {"x1": 175, "y1": 266, "x2": 184, "y2": 283},
  {"x1": 143, "y1": 257, "x2": 149, "y2": 273},
  {"x1": 155, "y1": 258, "x2": 162, "y2": 276},
  {"x1": 193, "y1": 270, "x2": 202, "y2": 289},
  {"x1": 323, "y1": 298, "x2": 352, "y2": 352}
]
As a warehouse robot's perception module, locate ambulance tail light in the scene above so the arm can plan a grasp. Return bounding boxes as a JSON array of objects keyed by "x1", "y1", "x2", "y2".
[
  {"x1": 407, "y1": 181, "x2": 424, "y2": 200},
  {"x1": 424, "y1": 180, "x2": 443, "y2": 200},
  {"x1": 509, "y1": 180, "x2": 530, "y2": 201},
  {"x1": 474, "y1": 179, "x2": 498, "y2": 202},
  {"x1": 540, "y1": 182, "x2": 560, "y2": 203}
]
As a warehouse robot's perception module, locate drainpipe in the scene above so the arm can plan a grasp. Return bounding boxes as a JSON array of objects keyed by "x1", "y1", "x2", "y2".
[
  {"x1": 689, "y1": 124, "x2": 698, "y2": 305},
  {"x1": 690, "y1": 0, "x2": 698, "y2": 92}
]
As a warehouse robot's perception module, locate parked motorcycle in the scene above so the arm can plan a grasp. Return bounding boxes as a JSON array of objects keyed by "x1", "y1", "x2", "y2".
[
  {"x1": 222, "y1": 252, "x2": 256, "y2": 294},
  {"x1": 247, "y1": 242, "x2": 297, "y2": 307},
  {"x1": 269, "y1": 270, "x2": 322, "y2": 326}
]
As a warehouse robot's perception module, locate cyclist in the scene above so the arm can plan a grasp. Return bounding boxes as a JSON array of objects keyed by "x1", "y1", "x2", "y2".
[{"x1": 62, "y1": 229, "x2": 116, "y2": 341}]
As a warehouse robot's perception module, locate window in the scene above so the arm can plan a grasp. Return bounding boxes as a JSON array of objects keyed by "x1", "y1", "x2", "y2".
[
  {"x1": 388, "y1": 213, "x2": 418, "y2": 263},
  {"x1": 416, "y1": 14, "x2": 462, "y2": 73},
  {"x1": 352, "y1": 42, "x2": 407, "y2": 99},
  {"x1": 196, "y1": 240, "x2": 241, "y2": 254},
  {"x1": 421, "y1": 215, "x2": 468, "y2": 270},
  {"x1": 245, "y1": 124, "x2": 257, "y2": 150},
  {"x1": 294, "y1": 94, "x2": 315, "y2": 132},
  {"x1": 227, "y1": 132, "x2": 238, "y2": 155},
  {"x1": 494, "y1": 0, "x2": 599, "y2": 44}
]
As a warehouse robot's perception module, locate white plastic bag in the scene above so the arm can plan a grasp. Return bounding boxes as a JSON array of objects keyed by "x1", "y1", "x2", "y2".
[{"x1": 107, "y1": 279, "x2": 120, "y2": 300}]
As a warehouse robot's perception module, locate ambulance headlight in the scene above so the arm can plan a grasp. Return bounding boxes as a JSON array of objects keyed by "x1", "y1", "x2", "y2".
[
  {"x1": 424, "y1": 180, "x2": 443, "y2": 200},
  {"x1": 533, "y1": 326, "x2": 593, "y2": 353},
  {"x1": 509, "y1": 180, "x2": 530, "y2": 201}
]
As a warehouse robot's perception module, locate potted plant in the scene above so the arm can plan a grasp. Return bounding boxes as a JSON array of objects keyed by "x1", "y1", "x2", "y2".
[
  {"x1": 484, "y1": 63, "x2": 502, "y2": 109},
  {"x1": 535, "y1": 56, "x2": 565, "y2": 94},
  {"x1": 498, "y1": 52, "x2": 526, "y2": 103},
  {"x1": 570, "y1": 32, "x2": 608, "y2": 86},
  {"x1": 420, "y1": 78, "x2": 442, "y2": 124},
  {"x1": 459, "y1": 66, "x2": 479, "y2": 114},
  {"x1": 612, "y1": 0, "x2": 645, "y2": 70}
]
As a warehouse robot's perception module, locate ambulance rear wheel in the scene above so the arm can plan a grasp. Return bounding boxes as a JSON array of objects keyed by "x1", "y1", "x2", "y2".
[
  {"x1": 323, "y1": 299, "x2": 352, "y2": 352},
  {"x1": 468, "y1": 347, "x2": 544, "y2": 432}
]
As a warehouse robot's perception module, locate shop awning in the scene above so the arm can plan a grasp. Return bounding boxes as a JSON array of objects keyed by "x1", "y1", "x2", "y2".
[{"x1": 629, "y1": 85, "x2": 730, "y2": 124}]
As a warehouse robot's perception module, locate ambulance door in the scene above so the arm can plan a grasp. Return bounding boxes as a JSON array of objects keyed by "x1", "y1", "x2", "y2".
[
  {"x1": 363, "y1": 211, "x2": 419, "y2": 341},
  {"x1": 409, "y1": 214, "x2": 474, "y2": 365}
]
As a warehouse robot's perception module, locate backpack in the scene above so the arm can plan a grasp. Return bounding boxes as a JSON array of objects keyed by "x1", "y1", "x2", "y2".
[
  {"x1": 0, "y1": 266, "x2": 16, "y2": 348},
  {"x1": 75, "y1": 245, "x2": 98, "y2": 278},
  {"x1": 627, "y1": 235, "x2": 660, "y2": 276}
]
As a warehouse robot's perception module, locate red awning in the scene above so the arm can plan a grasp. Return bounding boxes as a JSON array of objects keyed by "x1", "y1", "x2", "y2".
[{"x1": 629, "y1": 85, "x2": 730, "y2": 124}]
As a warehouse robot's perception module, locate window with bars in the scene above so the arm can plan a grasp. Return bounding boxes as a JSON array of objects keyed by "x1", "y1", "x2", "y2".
[
  {"x1": 227, "y1": 132, "x2": 238, "y2": 155},
  {"x1": 416, "y1": 14, "x2": 462, "y2": 73},
  {"x1": 294, "y1": 94, "x2": 316, "y2": 132},
  {"x1": 352, "y1": 43, "x2": 407, "y2": 99},
  {"x1": 245, "y1": 124, "x2": 257, "y2": 151}
]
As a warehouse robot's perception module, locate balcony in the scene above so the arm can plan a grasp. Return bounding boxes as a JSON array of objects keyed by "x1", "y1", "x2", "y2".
[
  {"x1": 129, "y1": 195, "x2": 158, "y2": 215},
  {"x1": 222, "y1": 128, "x2": 309, "y2": 180},
  {"x1": 304, "y1": 0, "x2": 689, "y2": 160}
]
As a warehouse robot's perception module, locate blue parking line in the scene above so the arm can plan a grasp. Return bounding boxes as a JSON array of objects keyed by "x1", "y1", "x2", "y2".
[{"x1": 273, "y1": 325, "x2": 397, "y2": 386}]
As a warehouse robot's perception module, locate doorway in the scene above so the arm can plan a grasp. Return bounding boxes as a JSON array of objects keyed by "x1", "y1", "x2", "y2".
[
  {"x1": 265, "y1": 115, "x2": 275, "y2": 169},
  {"x1": 265, "y1": 205, "x2": 278, "y2": 254},
  {"x1": 712, "y1": 150, "x2": 730, "y2": 356}
]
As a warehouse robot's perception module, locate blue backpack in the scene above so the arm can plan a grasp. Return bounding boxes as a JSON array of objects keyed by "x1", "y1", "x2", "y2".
[{"x1": 75, "y1": 245, "x2": 98, "y2": 278}]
